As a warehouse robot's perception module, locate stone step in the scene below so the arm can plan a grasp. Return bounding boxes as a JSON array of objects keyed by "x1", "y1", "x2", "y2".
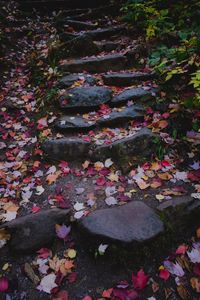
[
  {"x1": 103, "y1": 71, "x2": 156, "y2": 86},
  {"x1": 83, "y1": 25, "x2": 125, "y2": 41},
  {"x1": 59, "y1": 54, "x2": 128, "y2": 73},
  {"x1": 60, "y1": 4, "x2": 122, "y2": 21},
  {"x1": 18, "y1": 0, "x2": 109, "y2": 11},
  {"x1": 64, "y1": 19, "x2": 98, "y2": 30},
  {"x1": 43, "y1": 137, "x2": 91, "y2": 161},
  {"x1": 0, "y1": 209, "x2": 70, "y2": 252},
  {"x1": 56, "y1": 104, "x2": 144, "y2": 131},
  {"x1": 92, "y1": 127, "x2": 157, "y2": 163},
  {"x1": 80, "y1": 201, "x2": 164, "y2": 243},
  {"x1": 59, "y1": 25, "x2": 125, "y2": 42},
  {"x1": 43, "y1": 128, "x2": 158, "y2": 165},
  {"x1": 94, "y1": 40, "x2": 121, "y2": 52},
  {"x1": 57, "y1": 74, "x2": 97, "y2": 88},
  {"x1": 59, "y1": 86, "x2": 112, "y2": 110},
  {"x1": 53, "y1": 34, "x2": 99, "y2": 58},
  {"x1": 111, "y1": 87, "x2": 157, "y2": 105}
]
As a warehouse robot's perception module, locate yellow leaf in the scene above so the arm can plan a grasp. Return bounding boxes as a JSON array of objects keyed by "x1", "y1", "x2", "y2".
[{"x1": 67, "y1": 249, "x2": 77, "y2": 259}]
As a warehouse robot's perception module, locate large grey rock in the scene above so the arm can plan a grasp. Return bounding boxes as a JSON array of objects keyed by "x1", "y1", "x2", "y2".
[
  {"x1": 56, "y1": 104, "x2": 144, "y2": 132},
  {"x1": 112, "y1": 87, "x2": 156, "y2": 105},
  {"x1": 0, "y1": 209, "x2": 70, "y2": 252},
  {"x1": 92, "y1": 128, "x2": 158, "y2": 163},
  {"x1": 80, "y1": 201, "x2": 164, "y2": 243},
  {"x1": 43, "y1": 137, "x2": 91, "y2": 160},
  {"x1": 59, "y1": 86, "x2": 112, "y2": 110},
  {"x1": 58, "y1": 74, "x2": 96, "y2": 88},
  {"x1": 59, "y1": 54, "x2": 128, "y2": 73},
  {"x1": 103, "y1": 72, "x2": 156, "y2": 86}
]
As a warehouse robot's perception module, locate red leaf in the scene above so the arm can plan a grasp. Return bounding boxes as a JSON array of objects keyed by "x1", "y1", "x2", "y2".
[
  {"x1": 31, "y1": 205, "x2": 41, "y2": 213},
  {"x1": 37, "y1": 248, "x2": 51, "y2": 259},
  {"x1": 159, "y1": 269, "x2": 170, "y2": 281},
  {"x1": 52, "y1": 290, "x2": 69, "y2": 300},
  {"x1": 132, "y1": 269, "x2": 149, "y2": 290},
  {"x1": 82, "y1": 297, "x2": 92, "y2": 300},
  {"x1": 67, "y1": 272, "x2": 78, "y2": 283},
  {"x1": 193, "y1": 263, "x2": 200, "y2": 276}
]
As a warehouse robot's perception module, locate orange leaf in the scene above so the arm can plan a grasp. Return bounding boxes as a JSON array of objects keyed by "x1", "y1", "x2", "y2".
[
  {"x1": 102, "y1": 288, "x2": 113, "y2": 298},
  {"x1": 64, "y1": 260, "x2": 74, "y2": 270},
  {"x1": 46, "y1": 171, "x2": 61, "y2": 184}
]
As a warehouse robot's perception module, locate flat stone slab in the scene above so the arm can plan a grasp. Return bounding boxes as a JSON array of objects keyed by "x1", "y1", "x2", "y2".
[
  {"x1": 66, "y1": 19, "x2": 97, "y2": 30},
  {"x1": 59, "y1": 86, "x2": 112, "y2": 110},
  {"x1": 85, "y1": 25, "x2": 125, "y2": 40},
  {"x1": 103, "y1": 72, "x2": 156, "y2": 86},
  {"x1": 60, "y1": 54, "x2": 128, "y2": 73},
  {"x1": 92, "y1": 128, "x2": 157, "y2": 163},
  {"x1": 57, "y1": 74, "x2": 96, "y2": 88},
  {"x1": 0, "y1": 209, "x2": 70, "y2": 252},
  {"x1": 60, "y1": 34, "x2": 99, "y2": 57},
  {"x1": 56, "y1": 115, "x2": 96, "y2": 131},
  {"x1": 111, "y1": 87, "x2": 156, "y2": 105},
  {"x1": 80, "y1": 201, "x2": 164, "y2": 243},
  {"x1": 43, "y1": 137, "x2": 91, "y2": 160},
  {"x1": 56, "y1": 104, "x2": 144, "y2": 131}
]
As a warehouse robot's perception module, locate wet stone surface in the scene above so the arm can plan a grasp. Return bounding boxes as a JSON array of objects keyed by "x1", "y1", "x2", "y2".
[
  {"x1": 60, "y1": 54, "x2": 128, "y2": 73},
  {"x1": 0, "y1": 209, "x2": 70, "y2": 253},
  {"x1": 111, "y1": 87, "x2": 156, "y2": 105},
  {"x1": 59, "y1": 86, "x2": 112, "y2": 110},
  {"x1": 103, "y1": 71, "x2": 156, "y2": 86},
  {"x1": 56, "y1": 104, "x2": 144, "y2": 131},
  {"x1": 80, "y1": 201, "x2": 164, "y2": 243},
  {"x1": 57, "y1": 74, "x2": 96, "y2": 88}
]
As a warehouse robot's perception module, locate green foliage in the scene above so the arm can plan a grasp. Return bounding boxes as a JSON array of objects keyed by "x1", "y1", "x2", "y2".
[{"x1": 123, "y1": 0, "x2": 200, "y2": 106}]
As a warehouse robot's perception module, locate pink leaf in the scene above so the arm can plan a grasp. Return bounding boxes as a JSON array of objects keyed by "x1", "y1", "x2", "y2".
[
  {"x1": 176, "y1": 244, "x2": 188, "y2": 255},
  {"x1": 132, "y1": 269, "x2": 149, "y2": 290},
  {"x1": 0, "y1": 277, "x2": 9, "y2": 292}
]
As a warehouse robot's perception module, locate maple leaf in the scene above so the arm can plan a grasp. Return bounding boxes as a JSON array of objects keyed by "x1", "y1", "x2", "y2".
[
  {"x1": 164, "y1": 261, "x2": 185, "y2": 277},
  {"x1": 46, "y1": 171, "x2": 61, "y2": 184},
  {"x1": 132, "y1": 269, "x2": 149, "y2": 290},
  {"x1": 105, "y1": 196, "x2": 118, "y2": 206},
  {"x1": 52, "y1": 290, "x2": 69, "y2": 300},
  {"x1": 37, "y1": 273, "x2": 57, "y2": 294},
  {"x1": 102, "y1": 288, "x2": 113, "y2": 298},
  {"x1": 190, "y1": 277, "x2": 200, "y2": 293},
  {"x1": 55, "y1": 224, "x2": 71, "y2": 240},
  {"x1": 37, "y1": 248, "x2": 52, "y2": 259},
  {"x1": 176, "y1": 244, "x2": 188, "y2": 255},
  {"x1": 187, "y1": 248, "x2": 200, "y2": 263},
  {"x1": 159, "y1": 268, "x2": 170, "y2": 281},
  {"x1": 0, "y1": 277, "x2": 9, "y2": 292}
]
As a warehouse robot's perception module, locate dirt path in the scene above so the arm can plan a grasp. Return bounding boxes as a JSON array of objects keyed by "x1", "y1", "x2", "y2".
[{"x1": 0, "y1": 1, "x2": 199, "y2": 299}]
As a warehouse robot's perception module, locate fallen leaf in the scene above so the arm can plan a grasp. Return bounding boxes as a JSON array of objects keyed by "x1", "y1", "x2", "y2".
[
  {"x1": 37, "y1": 273, "x2": 57, "y2": 294},
  {"x1": 24, "y1": 263, "x2": 40, "y2": 285},
  {"x1": 132, "y1": 269, "x2": 149, "y2": 290},
  {"x1": 0, "y1": 277, "x2": 9, "y2": 292}
]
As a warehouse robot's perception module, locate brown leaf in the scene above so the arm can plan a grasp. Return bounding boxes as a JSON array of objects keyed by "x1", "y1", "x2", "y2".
[
  {"x1": 190, "y1": 277, "x2": 200, "y2": 293},
  {"x1": 177, "y1": 285, "x2": 190, "y2": 300},
  {"x1": 24, "y1": 263, "x2": 40, "y2": 285}
]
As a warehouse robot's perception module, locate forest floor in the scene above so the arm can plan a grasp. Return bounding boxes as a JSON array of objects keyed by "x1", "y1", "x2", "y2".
[{"x1": 0, "y1": 1, "x2": 200, "y2": 300}]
